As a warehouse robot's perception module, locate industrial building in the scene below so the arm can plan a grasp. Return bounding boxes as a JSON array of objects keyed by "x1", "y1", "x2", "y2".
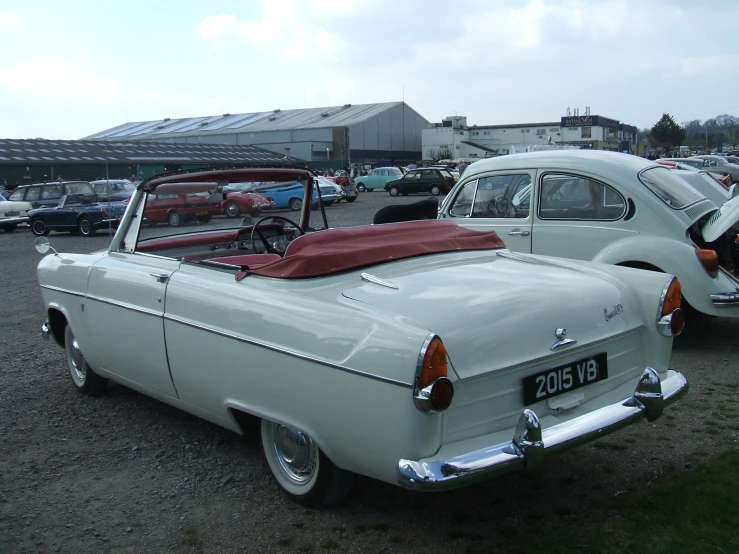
[
  {"x1": 85, "y1": 102, "x2": 429, "y2": 169},
  {"x1": 0, "y1": 139, "x2": 299, "y2": 187},
  {"x1": 422, "y1": 110, "x2": 639, "y2": 160}
]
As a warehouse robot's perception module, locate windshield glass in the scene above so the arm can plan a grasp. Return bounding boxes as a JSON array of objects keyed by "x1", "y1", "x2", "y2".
[
  {"x1": 638, "y1": 166, "x2": 705, "y2": 209},
  {"x1": 132, "y1": 176, "x2": 330, "y2": 244}
]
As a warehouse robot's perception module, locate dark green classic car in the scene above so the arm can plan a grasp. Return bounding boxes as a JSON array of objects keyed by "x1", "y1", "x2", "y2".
[{"x1": 384, "y1": 168, "x2": 456, "y2": 196}]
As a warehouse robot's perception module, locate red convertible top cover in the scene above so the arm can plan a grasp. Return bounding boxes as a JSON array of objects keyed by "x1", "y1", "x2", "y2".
[{"x1": 242, "y1": 220, "x2": 506, "y2": 279}]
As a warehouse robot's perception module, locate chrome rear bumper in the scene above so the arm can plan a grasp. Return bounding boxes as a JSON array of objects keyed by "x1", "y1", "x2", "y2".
[
  {"x1": 710, "y1": 291, "x2": 739, "y2": 307},
  {"x1": 397, "y1": 367, "x2": 688, "y2": 491}
]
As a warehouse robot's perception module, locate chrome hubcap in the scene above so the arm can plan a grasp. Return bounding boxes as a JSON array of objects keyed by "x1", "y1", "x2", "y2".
[
  {"x1": 273, "y1": 425, "x2": 316, "y2": 484},
  {"x1": 226, "y1": 204, "x2": 238, "y2": 216},
  {"x1": 68, "y1": 336, "x2": 86, "y2": 382},
  {"x1": 80, "y1": 220, "x2": 90, "y2": 234}
]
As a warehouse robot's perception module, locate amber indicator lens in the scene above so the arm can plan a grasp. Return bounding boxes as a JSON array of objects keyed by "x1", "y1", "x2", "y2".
[
  {"x1": 420, "y1": 337, "x2": 448, "y2": 389},
  {"x1": 662, "y1": 279, "x2": 682, "y2": 316},
  {"x1": 696, "y1": 249, "x2": 719, "y2": 278}
]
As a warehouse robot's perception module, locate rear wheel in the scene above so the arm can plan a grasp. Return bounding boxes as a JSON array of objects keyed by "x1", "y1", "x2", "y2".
[
  {"x1": 168, "y1": 210, "x2": 182, "y2": 227},
  {"x1": 430, "y1": 185, "x2": 441, "y2": 196},
  {"x1": 224, "y1": 201, "x2": 241, "y2": 218},
  {"x1": 31, "y1": 219, "x2": 49, "y2": 237},
  {"x1": 289, "y1": 198, "x2": 303, "y2": 211},
  {"x1": 77, "y1": 216, "x2": 95, "y2": 237},
  {"x1": 356, "y1": 183, "x2": 366, "y2": 192},
  {"x1": 261, "y1": 419, "x2": 354, "y2": 507},
  {"x1": 388, "y1": 186, "x2": 399, "y2": 196},
  {"x1": 64, "y1": 325, "x2": 107, "y2": 396}
]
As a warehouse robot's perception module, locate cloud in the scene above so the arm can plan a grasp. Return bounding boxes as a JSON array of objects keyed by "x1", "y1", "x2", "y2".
[{"x1": 0, "y1": 15, "x2": 21, "y2": 27}]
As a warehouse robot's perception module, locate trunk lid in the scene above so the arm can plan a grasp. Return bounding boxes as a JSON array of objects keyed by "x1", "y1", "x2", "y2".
[
  {"x1": 701, "y1": 194, "x2": 739, "y2": 242},
  {"x1": 342, "y1": 253, "x2": 638, "y2": 380}
]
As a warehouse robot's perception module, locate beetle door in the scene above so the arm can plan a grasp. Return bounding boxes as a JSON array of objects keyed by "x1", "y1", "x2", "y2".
[
  {"x1": 441, "y1": 172, "x2": 534, "y2": 252},
  {"x1": 532, "y1": 173, "x2": 632, "y2": 260},
  {"x1": 82, "y1": 252, "x2": 180, "y2": 397}
]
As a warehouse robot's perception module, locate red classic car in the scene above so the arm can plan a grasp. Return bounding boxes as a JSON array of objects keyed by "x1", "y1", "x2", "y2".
[
  {"x1": 221, "y1": 191, "x2": 274, "y2": 218},
  {"x1": 143, "y1": 192, "x2": 221, "y2": 227}
]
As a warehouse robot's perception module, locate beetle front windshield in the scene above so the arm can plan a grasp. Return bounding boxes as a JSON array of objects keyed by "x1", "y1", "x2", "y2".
[{"x1": 638, "y1": 166, "x2": 705, "y2": 209}]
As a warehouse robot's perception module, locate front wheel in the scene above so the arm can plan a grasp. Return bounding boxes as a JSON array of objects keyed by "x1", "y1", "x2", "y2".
[
  {"x1": 77, "y1": 216, "x2": 96, "y2": 237},
  {"x1": 356, "y1": 183, "x2": 366, "y2": 192},
  {"x1": 388, "y1": 186, "x2": 399, "y2": 196},
  {"x1": 430, "y1": 185, "x2": 441, "y2": 196},
  {"x1": 31, "y1": 219, "x2": 49, "y2": 237},
  {"x1": 261, "y1": 419, "x2": 354, "y2": 507},
  {"x1": 224, "y1": 201, "x2": 241, "y2": 218},
  {"x1": 289, "y1": 198, "x2": 303, "y2": 211},
  {"x1": 64, "y1": 325, "x2": 107, "y2": 396},
  {"x1": 168, "y1": 210, "x2": 182, "y2": 227}
]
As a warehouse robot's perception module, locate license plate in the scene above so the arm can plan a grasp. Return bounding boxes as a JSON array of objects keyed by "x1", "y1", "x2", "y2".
[
  {"x1": 522, "y1": 352, "x2": 608, "y2": 406},
  {"x1": 196, "y1": 210, "x2": 207, "y2": 215},
  {"x1": 5, "y1": 210, "x2": 19, "y2": 216}
]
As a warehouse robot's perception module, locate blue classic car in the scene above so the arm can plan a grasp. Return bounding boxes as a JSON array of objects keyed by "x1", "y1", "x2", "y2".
[
  {"x1": 248, "y1": 181, "x2": 337, "y2": 210},
  {"x1": 29, "y1": 194, "x2": 127, "y2": 237}
]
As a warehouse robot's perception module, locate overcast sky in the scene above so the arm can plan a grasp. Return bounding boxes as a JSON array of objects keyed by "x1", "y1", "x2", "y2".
[{"x1": 1, "y1": 0, "x2": 736, "y2": 139}]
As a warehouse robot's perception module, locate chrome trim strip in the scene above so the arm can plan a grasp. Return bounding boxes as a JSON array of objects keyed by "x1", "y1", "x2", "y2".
[
  {"x1": 710, "y1": 291, "x2": 739, "y2": 306},
  {"x1": 86, "y1": 294, "x2": 163, "y2": 318},
  {"x1": 164, "y1": 314, "x2": 412, "y2": 389},
  {"x1": 0, "y1": 216, "x2": 29, "y2": 224},
  {"x1": 397, "y1": 368, "x2": 688, "y2": 491},
  {"x1": 360, "y1": 272, "x2": 399, "y2": 290},
  {"x1": 40, "y1": 284, "x2": 86, "y2": 298}
]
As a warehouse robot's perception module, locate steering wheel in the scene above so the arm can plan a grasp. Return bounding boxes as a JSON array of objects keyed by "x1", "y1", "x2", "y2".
[{"x1": 249, "y1": 215, "x2": 303, "y2": 255}]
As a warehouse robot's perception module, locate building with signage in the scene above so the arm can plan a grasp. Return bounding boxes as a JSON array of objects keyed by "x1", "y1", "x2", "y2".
[
  {"x1": 422, "y1": 111, "x2": 639, "y2": 160},
  {"x1": 86, "y1": 102, "x2": 429, "y2": 170}
]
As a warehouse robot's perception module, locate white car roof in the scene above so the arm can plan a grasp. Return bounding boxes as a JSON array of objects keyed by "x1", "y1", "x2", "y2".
[{"x1": 463, "y1": 151, "x2": 660, "y2": 183}]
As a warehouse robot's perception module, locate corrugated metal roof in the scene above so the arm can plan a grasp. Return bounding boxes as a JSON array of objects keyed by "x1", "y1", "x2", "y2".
[
  {"x1": 0, "y1": 139, "x2": 300, "y2": 165},
  {"x1": 85, "y1": 102, "x2": 406, "y2": 140}
]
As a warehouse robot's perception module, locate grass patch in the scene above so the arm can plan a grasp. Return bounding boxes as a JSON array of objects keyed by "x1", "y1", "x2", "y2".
[
  {"x1": 321, "y1": 539, "x2": 340, "y2": 551},
  {"x1": 181, "y1": 528, "x2": 203, "y2": 550},
  {"x1": 504, "y1": 450, "x2": 739, "y2": 554}
]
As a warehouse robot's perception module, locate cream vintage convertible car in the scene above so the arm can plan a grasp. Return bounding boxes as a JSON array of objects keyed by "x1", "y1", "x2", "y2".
[{"x1": 37, "y1": 166, "x2": 688, "y2": 507}]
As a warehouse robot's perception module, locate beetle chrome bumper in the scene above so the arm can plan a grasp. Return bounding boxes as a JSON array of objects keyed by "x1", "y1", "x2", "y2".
[
  {"x1": 397, "y1": 368, "x2": 688, "y2": 491},
  {"x1": 710, "y1": 291, "x2": 739, "y2": 307},
  {"x1": 41, "y1": 322, "x2": 50, "y2": 340}
]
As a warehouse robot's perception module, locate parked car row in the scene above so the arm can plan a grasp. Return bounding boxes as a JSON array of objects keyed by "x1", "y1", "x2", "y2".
[{"x1": 4, "y1": 175, "x2": 358, "y2": 235}]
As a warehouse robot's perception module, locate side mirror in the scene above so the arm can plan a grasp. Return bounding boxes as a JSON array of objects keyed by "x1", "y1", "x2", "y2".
[{"x1": 34, "y1": 237, "x2": 58, "y2": 256}]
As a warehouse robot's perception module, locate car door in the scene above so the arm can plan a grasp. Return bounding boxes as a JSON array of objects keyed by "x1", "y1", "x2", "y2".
[
  {"x1": 23, "y1": 186, "x2": 42, "y2": 209},
  {"x1": 532, "y1": 172, "x2": 631, "y2": 260},
  {"x1": 440, "y1": 172, "x2": 534, "y2": 252},
  {"x1": 83, "y1": 251, "x2": 181, "y2": 397}
]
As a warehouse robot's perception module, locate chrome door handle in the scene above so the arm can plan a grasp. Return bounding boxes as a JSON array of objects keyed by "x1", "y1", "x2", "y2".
[
  {"x1": 149, "y1": 272, "x2": 170, "y2": 283},
  {"x1": 507, "y1": 230, "x2": 530, "y2": 236}
]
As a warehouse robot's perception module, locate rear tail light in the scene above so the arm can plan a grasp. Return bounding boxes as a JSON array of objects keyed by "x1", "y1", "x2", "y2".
[
  {"x1": 413, "y1": 335, "x2": 454, "y2": 412},
  {"x1": 657, "y1": 277, "x2": 684, "y2": 336},
  {"x1": 696, "y1": 249, "x2": 719, "y2": 278}
]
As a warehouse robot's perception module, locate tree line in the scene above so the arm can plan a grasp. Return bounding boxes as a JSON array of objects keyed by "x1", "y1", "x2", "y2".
[{"x1": 645, "y1": 113, "x2": 738, "y2": 151}]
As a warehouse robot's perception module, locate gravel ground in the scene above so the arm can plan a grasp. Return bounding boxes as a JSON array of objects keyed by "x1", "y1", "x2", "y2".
[{"x1": 1, "y1": 192, "x2": 738, "y2": 554}]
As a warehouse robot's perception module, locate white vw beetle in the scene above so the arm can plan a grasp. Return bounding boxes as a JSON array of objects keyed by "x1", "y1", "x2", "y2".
[
  {"x1": 439, "y1": 150, "x2": 739, "y2": 317},
  {"x1": 37, "y1": 166, "x2": 687, "y2": 507}
]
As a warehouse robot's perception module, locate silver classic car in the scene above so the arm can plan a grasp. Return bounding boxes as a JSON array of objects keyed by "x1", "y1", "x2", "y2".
[{"x1": 37, "y1": 166, "x2": 687, "y2": 507}]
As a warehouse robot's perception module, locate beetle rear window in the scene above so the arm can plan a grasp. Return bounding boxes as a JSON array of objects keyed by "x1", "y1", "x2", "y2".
[{"x1": 638, "y1": 167, "x2": 704, "y2": 209}]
